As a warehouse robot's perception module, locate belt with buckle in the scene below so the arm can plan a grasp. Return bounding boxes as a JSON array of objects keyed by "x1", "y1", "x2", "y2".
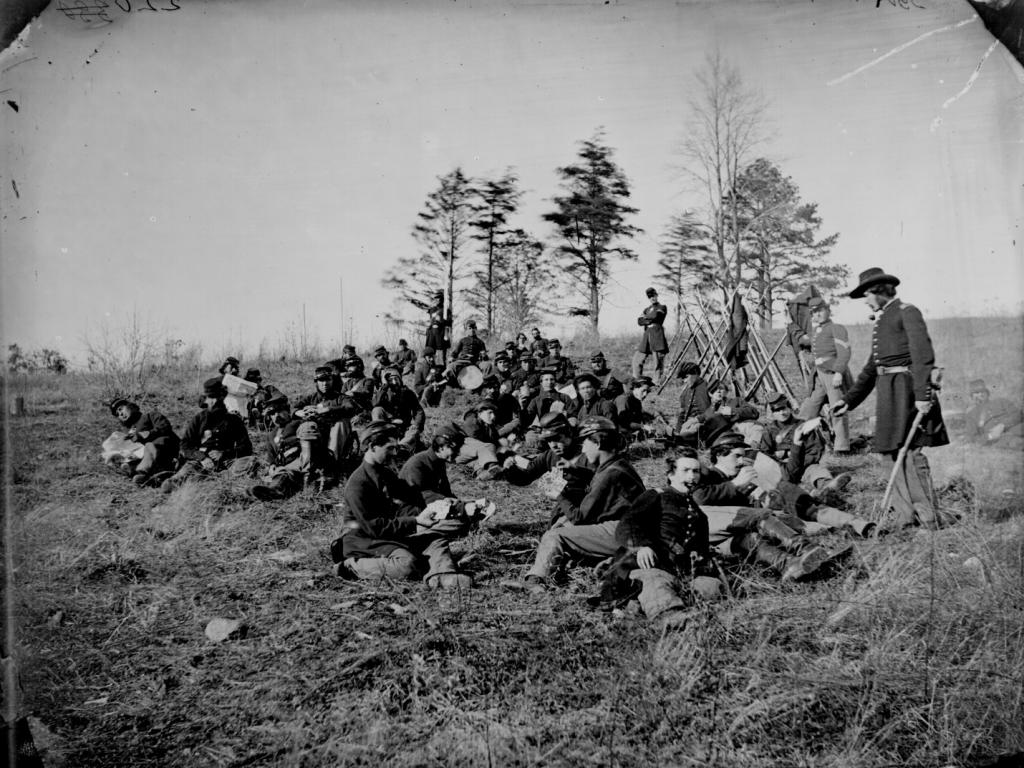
[{"x1": 877, "y1": 365, "x2": 910, "y2": 375}]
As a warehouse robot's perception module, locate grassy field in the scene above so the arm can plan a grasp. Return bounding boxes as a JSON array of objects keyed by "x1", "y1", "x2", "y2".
[{"x1": 3, "y1": 316, "x2": 1024, "y2": 767}]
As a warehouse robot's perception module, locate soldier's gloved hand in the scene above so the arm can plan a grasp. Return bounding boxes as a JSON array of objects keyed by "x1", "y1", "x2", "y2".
[
  {"x1": 636, "y1": 546, "x2": 657, "y2": 569},
  {"x1": 914, "y1": 400, "x2": 932, "y2": 415},
  {"x1": 831, "y1": 373, "x2": 843, "y2": 388},
  {"x1": 831, "y1": 401, "x2": 849, "y2": 417}
]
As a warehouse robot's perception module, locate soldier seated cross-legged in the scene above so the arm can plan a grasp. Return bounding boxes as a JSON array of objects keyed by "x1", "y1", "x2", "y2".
[
  {"x1": 371, "y1": 365, "x2": 426, "y2": 455},
  {"x1": 332, "y1": 422, "x2": 473, "y2": 590},
  {"x1": 161, "y1": 378, "x2": 253, "y2": 493}
]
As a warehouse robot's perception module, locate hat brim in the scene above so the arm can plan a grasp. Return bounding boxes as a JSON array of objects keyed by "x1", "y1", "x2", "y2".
[{"x1": 849, "y1": 273, "x2": 900, "y2": 299}]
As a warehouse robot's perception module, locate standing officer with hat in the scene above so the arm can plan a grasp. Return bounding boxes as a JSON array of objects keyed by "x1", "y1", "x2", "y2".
[
  {"x1": 832, "y1": 268, "x2": 949, "y2": 530},
  {"x1": 632, "y1": 287, "x2": 669, "y2": 384},
  {"x1": 797, "y1": 297, "x2": 852, "y2": 452}
]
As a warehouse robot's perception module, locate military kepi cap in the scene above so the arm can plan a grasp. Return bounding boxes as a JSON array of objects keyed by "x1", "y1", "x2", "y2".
[
  {"x1": 109, "y1": 397, "x2": 134, "y2": 415},
  {"x1": 849, "y1": 267, "x2": 900, "y2": 299},
  {"x1": 710, "y1": 430, "x2": 748, "y2": 450},
  {"x1": 807, "y1": 296, "x2": 827, "y2": 311}
]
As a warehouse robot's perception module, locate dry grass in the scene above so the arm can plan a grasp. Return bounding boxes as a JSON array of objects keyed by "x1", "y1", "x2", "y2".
[{"x1": 4, "y1": 316, "x2": 1024, "y2": 767}]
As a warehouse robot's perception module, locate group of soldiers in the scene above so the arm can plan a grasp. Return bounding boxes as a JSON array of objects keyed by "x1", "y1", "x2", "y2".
[{"x1": 102, "y1": 267, "x2": 1019, "y2": 616}]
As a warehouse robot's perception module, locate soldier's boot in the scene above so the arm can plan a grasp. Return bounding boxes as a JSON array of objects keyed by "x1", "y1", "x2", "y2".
[
  {"x1": 757, "y1": 516, "x2": 804, "y2": 552},
  {"x1": 782, "y1": 543, "x2": 854, "y2": 582}
]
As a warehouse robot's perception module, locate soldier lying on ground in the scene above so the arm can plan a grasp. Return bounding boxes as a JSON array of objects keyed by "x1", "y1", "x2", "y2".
[
  {"x1": 333, "y1": 422, "x2": 473, "y2": 590},
  {"x1": 964, "y1": 378, "x2": 1023, "y2": 449},
  {"x1": 161, "y1": 378, "x2": 253, "y2": 493},
  {"x1": 107, "y1": 397, "x2": 180, "y2": 487},
  {"x1": 247, "y1": 396, "x2": 330, "y2": 500},
  {"x1": 517, "y1": 417, "x2": 646, "y2": 593},
  {"x1": 696, "y1": 430, "x2": 874, "y2": 538}
]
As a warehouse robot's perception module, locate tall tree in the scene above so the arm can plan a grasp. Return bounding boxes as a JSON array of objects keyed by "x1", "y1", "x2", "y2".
[
  {"x1": 678, "y1": 51, "x2": 768, "y2": 307},
  {"x1": 492, "y1": 230, "x2": 553, "y2": 339},
  {"x1": 728, "y1": 158, "x2": 846, "y2": 328},
  {"x1": 466, "y1": 169, "x2": 522, "y2": 335},
  {"x1": 654, "y1": 210, "x2": 714, "y2": 333},
  {"x1": 543, "y1": 129, "x2": 642, "y2": 334},
  {"x1": 381, "y1": 168, "x2": 476, "y2": 329}
]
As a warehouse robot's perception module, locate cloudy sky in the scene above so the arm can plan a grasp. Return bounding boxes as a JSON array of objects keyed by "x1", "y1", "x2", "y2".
[{"x1": 2, "y1": 0, "x2": 1021, "y2": 364}]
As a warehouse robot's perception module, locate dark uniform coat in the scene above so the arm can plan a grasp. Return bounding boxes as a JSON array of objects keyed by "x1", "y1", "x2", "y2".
[
  {"x1": 571, "y1": 396, "x2": 618, "y2": 422},
  {"x1": 398, "y1": 448, "x2": 454, "y2": 503},
  {"x1": 425, "y1": 315, "x2": 450, "y2": 353},
  {"x1": 637, "y1": 301, "x2": 669, "y2": 354},
  {"x1": 593, "y1": 370, "x2": 624, "y2": 402},
  {"x1": 675, "y1": 377, "x2": 711, "y2": 431},
  {"x1": 123, "y1": 409, "x2": 180, "y2": 456},
  {"x1": 563, "y1": 454, "x2": 645, "y2": 525},
  {"x1": 179, "y1": 403, "x2": 252, "y2": 465},
  {"x1": 341, "y1": 461, "x2": 425, "y2": 557},
  {"x1": 451, "y1": 335, "x2": 487, "y2": 364},
  {"x1": 616, "y1": 488, "x2": 710, "y2": 574},
  {"x1": 844, "y1": 299, "x2": 949, "y2": 453}
]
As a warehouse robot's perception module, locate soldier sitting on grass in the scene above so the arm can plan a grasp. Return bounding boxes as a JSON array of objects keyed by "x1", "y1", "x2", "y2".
[
  {"x1": 454, "y1": 400, "x2": 506, "y2": 481},
  {"x1": 569, "y1": 373, "x2": 617, "y2": 426},
  {"x1": 520, "y1": 370, "x2": 575, "y2": 449},
  {"x1": 371, "y1": 365, "x2": 426, "y2": 454},
  {"x1": 333, "y1": 422, "x2": 473, "y2": 590},
  {"x1": 502, "y1": 412, "x2": 593, "y2": 528},
  {"x1": 399, "y1": 426, "x2": 495, "y2": 525},
  {"x1": 161, "y1": 378, "x2": 253, "y2": 493},
  {"x1": 293, "y1": 365, "x2": 363, "y2": 480},
  {"x1": 247, "y1": 396, "x2": 330, "y2": 500},
  {"x1": 759, "y1": 392, "x2": 852, "y2": 503},
  {"x1": 107, "y1": 397, "x2": 180, "y2": 487},
  {"x1": 964, "y1": 378, "x2": 1024, "y2": 449},
  {"x1": 517, "y1": 416, "x2": 646, "y2": 593},
  {"x1": 588, "y1": 351, "x2": 625, "y2": 402},
  {"x1": 614, "y1": 376, "x2": 659, "y2": 439},
  {"x1": 590, "y1": 448, "x2": 724, "y2": 622},
  {"x1": 696, "y1": 429, "x2": 871, "y2": 546}
]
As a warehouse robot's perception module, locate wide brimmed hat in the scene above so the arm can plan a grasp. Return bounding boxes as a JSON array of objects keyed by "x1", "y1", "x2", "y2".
[
  {"x1": 630, "y1": 376, "x2": 654, "y2": 389},
  {"x1": 244, "y1": 368, "x2": 262, "y2": 383},
  {"x1": 849, "y1": 267, "x2": 900, "y2": 299}
]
